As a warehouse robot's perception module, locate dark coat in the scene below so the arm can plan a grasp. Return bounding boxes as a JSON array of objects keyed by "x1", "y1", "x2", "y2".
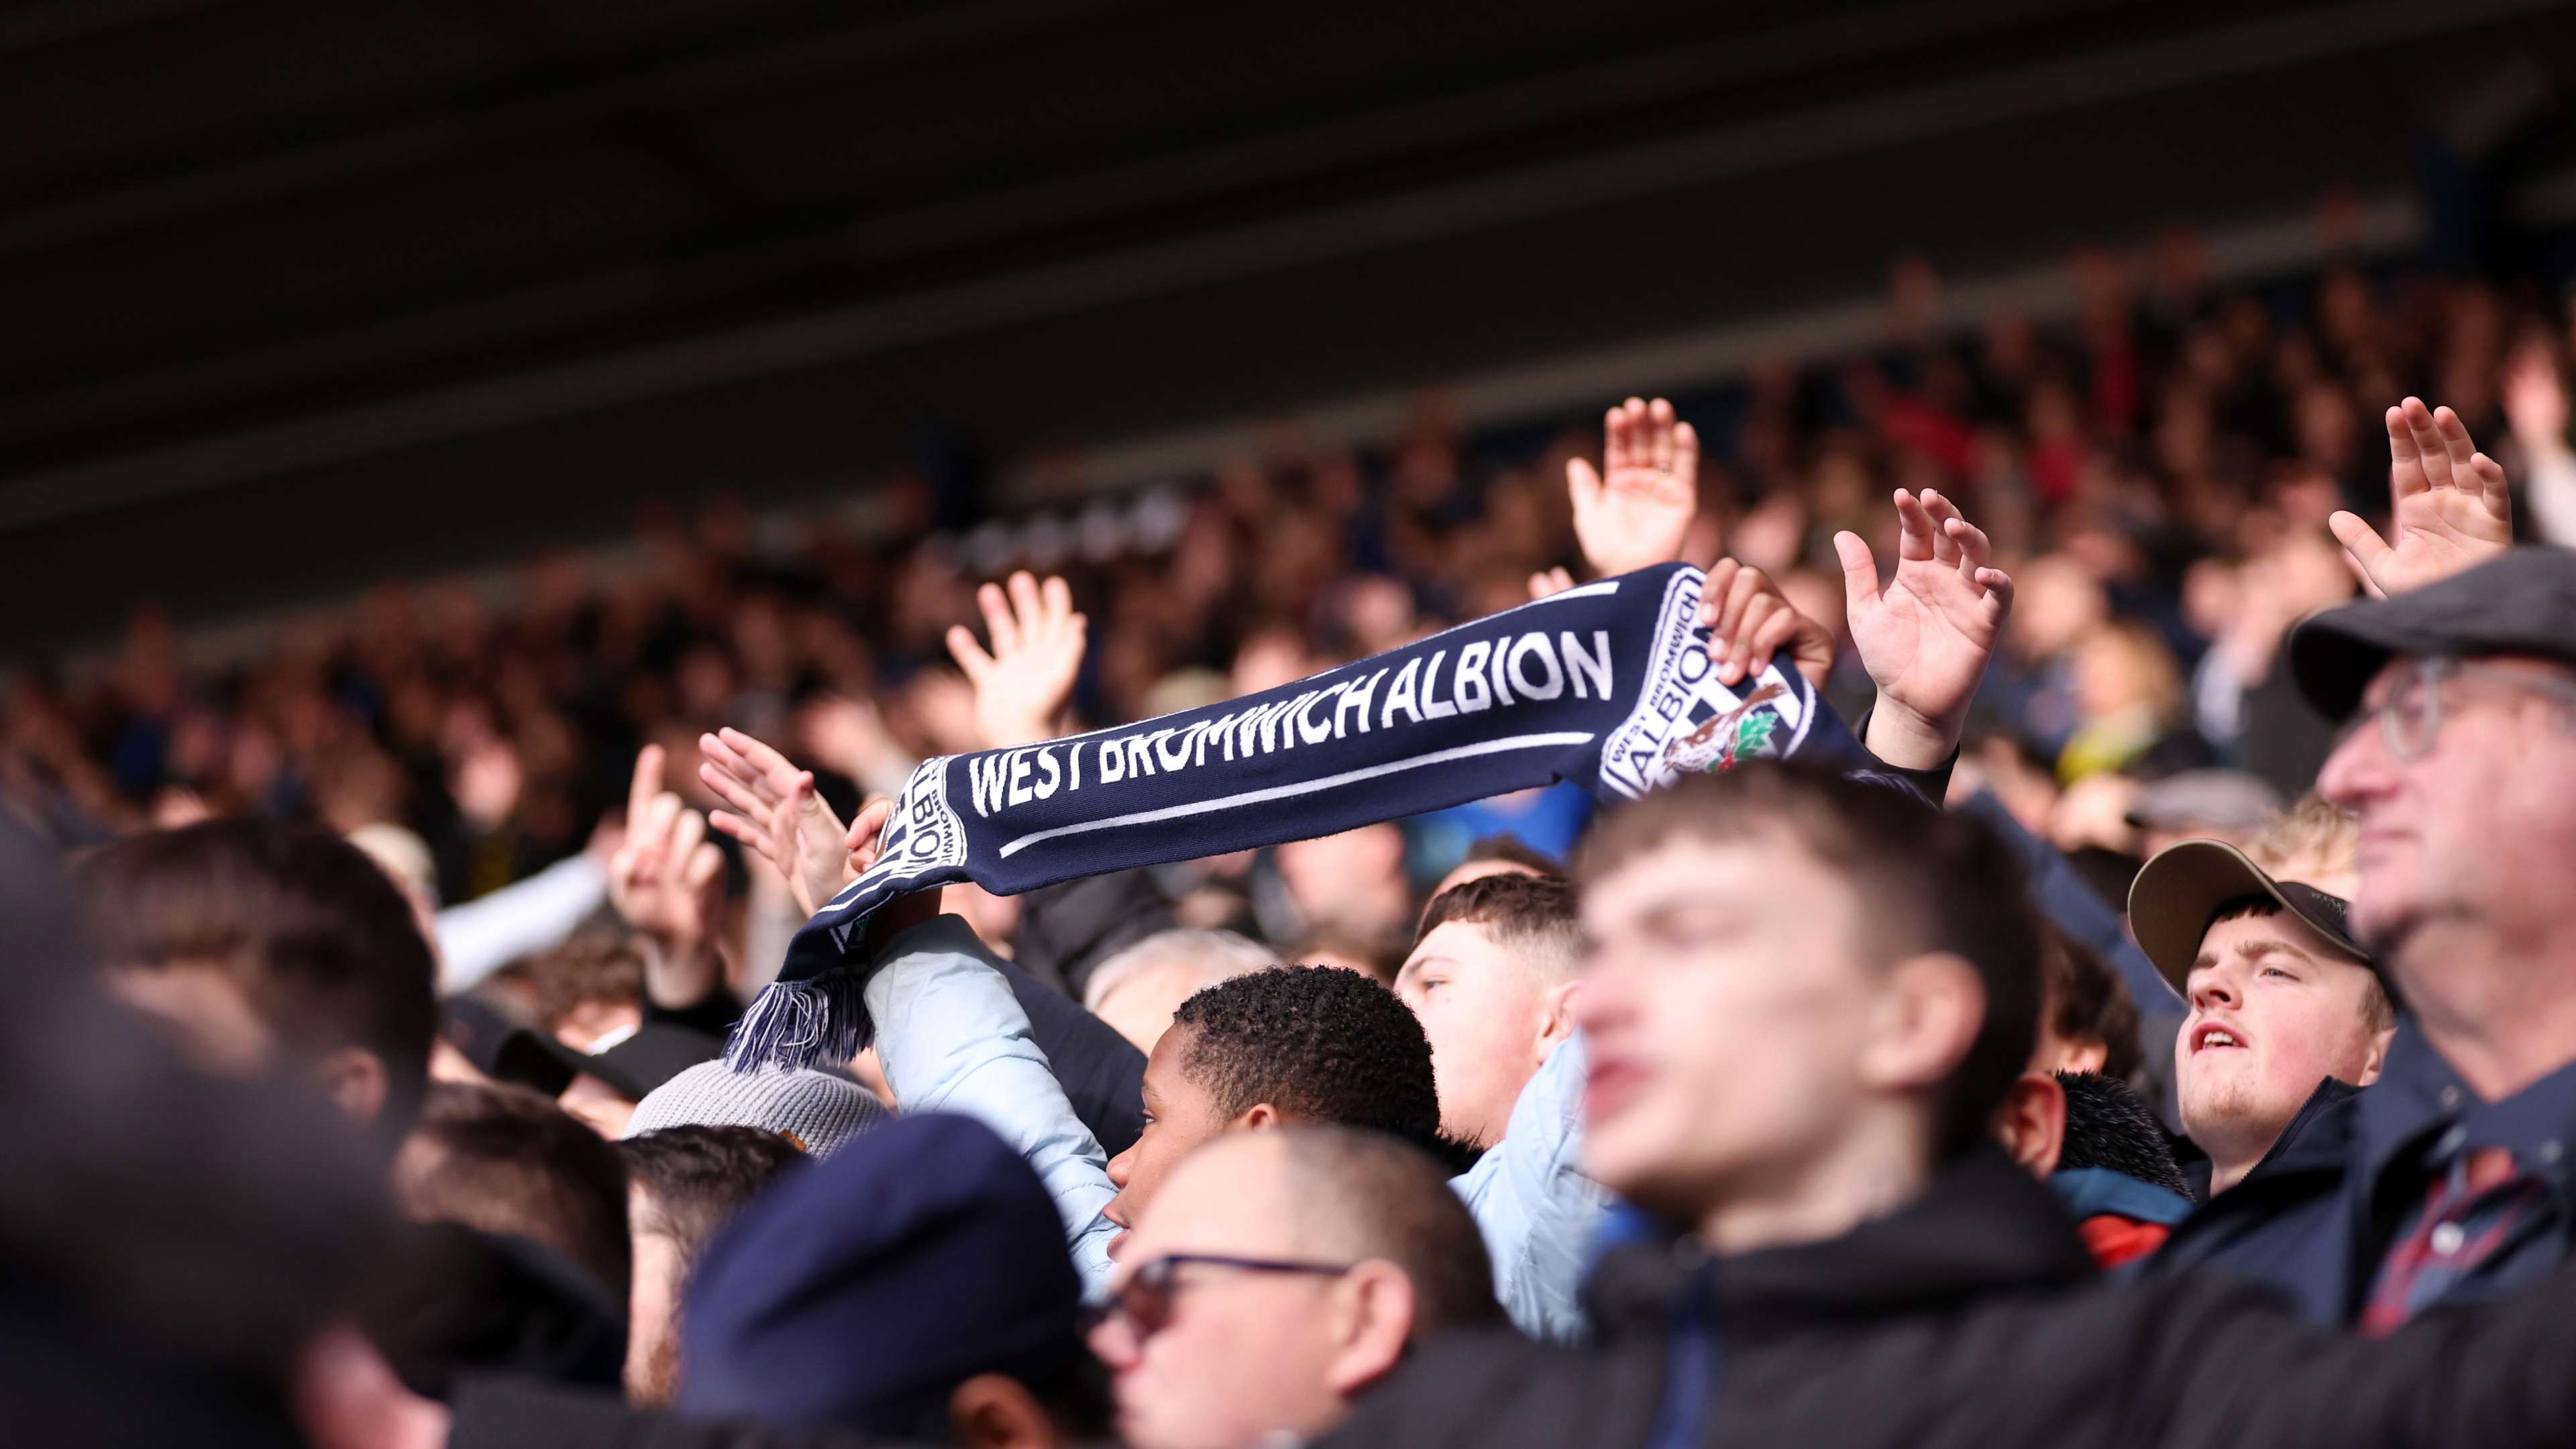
[
  {"x1": 1322, "y1": 1150, "x2": 2576, "y2": 1449},
  {"x1": 2155, "y1": 1020, "x2": 2576, "y2": 1325}
]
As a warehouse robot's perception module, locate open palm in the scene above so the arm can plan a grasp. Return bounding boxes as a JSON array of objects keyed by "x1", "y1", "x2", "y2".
[
  {"x1": 947, "y1": 571, "x2": 1086, "y2": 749},
  {"x1": 700, "y1": 726, "x2": 857, "y2": 918},
  {"x1": 1837, "y1": 489, "x2": 2012, "y2": 747},
  {"x1": 1568, "y1": 396, "x2": 1700, "y2": 578},
  {"x1": 2328, "y1": 396, "x2": 2512, "y2": 598}
]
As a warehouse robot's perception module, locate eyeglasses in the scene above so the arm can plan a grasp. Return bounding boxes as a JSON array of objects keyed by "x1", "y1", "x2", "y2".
[
  {"x1": 2341, "y1": 657, "x2": 2576, "y2": 763},
  {"x1": 1081, "y1": 1252, "x2": 1355, "y2": 1342}
]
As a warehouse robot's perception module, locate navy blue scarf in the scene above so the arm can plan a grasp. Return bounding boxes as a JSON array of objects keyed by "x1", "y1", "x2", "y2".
[{"x1": 731, "y1": 564, "x2": 1872, "y2": 1070}]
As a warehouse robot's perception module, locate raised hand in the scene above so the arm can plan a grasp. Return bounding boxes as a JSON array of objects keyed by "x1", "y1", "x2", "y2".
[
  {"x1": 608, "y1": 745, "x2": 726, "y2": 1002},
  {"x1": 1568, "y1": 397, "x2": 1699, "y2": 579},
  {"x1": 2328, "y1": 396, "x2": 2512, "y2": 599},
  {"x1": 1698, "y1": 558, "x2": 1833, "y2": 691},
  {"x1": 1527, "y1": 566, "x2": 1576, "y2": 601},
  {"x1": 1835, "y1": 489, "x2": 2014, "y2": 770},
  {"x1": 700, "y1": 726, "x2": 855, "y2": 918},
  {"x1": 946, "y1": 571, "x2": 1086, "y2": 750}
]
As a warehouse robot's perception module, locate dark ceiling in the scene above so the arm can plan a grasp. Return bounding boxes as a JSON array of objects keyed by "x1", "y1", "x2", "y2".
[{"x1": 4, "y1": 0, "x2": 2573, "y2": 650}]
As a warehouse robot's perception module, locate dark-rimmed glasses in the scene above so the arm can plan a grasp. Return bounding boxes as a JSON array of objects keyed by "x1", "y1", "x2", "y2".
[{"x1": 1081, "y1": 1252, "x2": 1355, "y2": 1342}]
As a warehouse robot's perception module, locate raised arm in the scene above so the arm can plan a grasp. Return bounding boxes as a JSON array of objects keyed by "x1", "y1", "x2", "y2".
[{"x1": 861, "y1": 909, "x2": 1120, "y2": 1293}]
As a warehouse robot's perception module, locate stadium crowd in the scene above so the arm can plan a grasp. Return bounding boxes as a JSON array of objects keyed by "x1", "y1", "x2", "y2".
[{"x1": 11, "y1": 223, "x2": 2576, "y2": 1449}]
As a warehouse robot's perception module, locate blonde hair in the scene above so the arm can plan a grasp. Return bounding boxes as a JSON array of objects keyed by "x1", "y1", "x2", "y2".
[{"x1": 2245, "y1": 792, "x2": 2358, "y2": 884}]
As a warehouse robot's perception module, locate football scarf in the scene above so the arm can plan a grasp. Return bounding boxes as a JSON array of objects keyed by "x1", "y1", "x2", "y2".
[{"x1": 731, "y1": 562, "x2": 1876, "y2": 1070}]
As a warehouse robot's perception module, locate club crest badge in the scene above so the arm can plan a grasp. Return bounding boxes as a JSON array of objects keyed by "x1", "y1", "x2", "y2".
[{"x1": 1662, "y1": 682, "x2": 1791, "y2": 775}]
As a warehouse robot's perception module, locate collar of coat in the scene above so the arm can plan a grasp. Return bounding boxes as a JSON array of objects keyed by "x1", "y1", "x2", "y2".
[{"x1": 1585, "y1": 1147, "x2": 2098, "y2": 1342}]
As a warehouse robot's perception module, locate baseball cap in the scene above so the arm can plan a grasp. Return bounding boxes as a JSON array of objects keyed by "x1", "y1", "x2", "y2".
[
  {"x1": 2127, "y1": 839, "x2": 2375, "y2": 998},
  {"x1": 2289, "y1": 547, "x2": 2576, "y2": 720}
]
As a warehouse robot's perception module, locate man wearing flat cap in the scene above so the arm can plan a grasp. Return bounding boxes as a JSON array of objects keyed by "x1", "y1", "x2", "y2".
[
  {"x1": 2155, "y1": 540, "x2": 2576, "y2": 1328},
  {"x1": 2131, "y1": 841, "x2": 2396, "y2": 1199}
]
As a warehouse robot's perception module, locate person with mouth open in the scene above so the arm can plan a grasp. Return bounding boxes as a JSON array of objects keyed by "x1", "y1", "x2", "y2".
[{"x1": 2129, "y1": 841, "x2": 2398, "y2": 1197}]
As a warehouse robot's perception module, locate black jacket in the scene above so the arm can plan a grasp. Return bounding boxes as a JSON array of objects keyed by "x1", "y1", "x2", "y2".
[
  {"x1": 1323, "y1": 1150, "x2": 2576, "y2": 1449},
  {"x1": 2155, "y1": 1020, "x2": 2576, "y2": 1325}
]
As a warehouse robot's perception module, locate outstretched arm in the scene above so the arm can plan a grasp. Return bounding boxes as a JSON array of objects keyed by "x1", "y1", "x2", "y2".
[{"x1": 862, "y1": 911, "x2": 1120, "y2": 1293}]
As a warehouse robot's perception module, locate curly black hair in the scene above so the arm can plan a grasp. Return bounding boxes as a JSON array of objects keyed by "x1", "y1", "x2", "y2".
[
  {"x1": 1168, "y1": 966, "x2": 1443, "y2": 1153},
  {"x1": 2054, "y1": 1071, "x2": 2191, "y2": 1197}
]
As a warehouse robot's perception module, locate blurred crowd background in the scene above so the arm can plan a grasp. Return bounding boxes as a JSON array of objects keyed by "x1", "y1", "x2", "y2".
[{"x1": 10, "y1": 222, "x2": 2576, "y2": 969}]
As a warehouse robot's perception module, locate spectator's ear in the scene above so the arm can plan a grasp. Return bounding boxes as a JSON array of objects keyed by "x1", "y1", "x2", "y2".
[
  {"x1": 316, "y1": 1046, "x2": 390, "y2": 1124},
  {"x1": 1858, "y1": 951, "x2": 1985, "y2": 1095},
  {"x1": 1237, "y1": 1102, "x2": 1285, "y2": 1130},
  {"x1": 1992, "y1": 1071, "x2": 2067, "y2": 1179},
  {"x1": 949, "y1": 1372, "x2": 1058, "y2": 1449},
  {"x1": 1322, "y1": 1260, "x2": 1416, "y2": 1397},
  {"x1": 1534, "y1": 979, "x2": 1581, "y2": 1061}
]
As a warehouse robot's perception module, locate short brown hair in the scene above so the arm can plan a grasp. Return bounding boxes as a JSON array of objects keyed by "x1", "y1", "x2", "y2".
[
  {"x1": 1579, "y1": 763, "x2": 2043, "y2": 1160},
  {"x1": 1414, "y1": 872, "x2": 1580, "y2": 980},
  {"x1": 520, "y1": 935, "x2": 645, "y2": 1034},
  {"x1": 2039, "y1": 926, "x2": 2144, "y2": 1084},
  {"x1": 75, "y1": 818, "x2": 437, "y2": 1137},
  {"x1": 398, "y1": 1081, "x2": 632, "y2": 1302},
  {"x1": 1277, "y1": 1126, "x2": 1504, "y2": 1340}
]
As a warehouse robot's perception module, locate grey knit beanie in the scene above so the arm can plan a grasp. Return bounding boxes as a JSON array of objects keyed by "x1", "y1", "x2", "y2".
[{"x1": 621, "y1": 1062, "x2": 888, "y2": 1158}]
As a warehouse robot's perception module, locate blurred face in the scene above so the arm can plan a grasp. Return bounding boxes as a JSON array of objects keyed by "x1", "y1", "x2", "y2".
[
  {"x1": 2318, "y1": 657, "x2": 2576, "y2": 965},
  {"x1": 1088, "y1": 1139, "x2": 1353, "y2": 1449},
  {"x1": 2177, "y1": 910, "x2": 2390, "y2": 1184},
  {"x1": 1102, "y1": 1026, "x2": 1234, "y2": 1257},
  {"x1": 1576, "y1": 830, "x2": 1884, "y2": 1222},
  {"x1": 1395, "y1": 920, "x2": 1558, "y2": 1150}
]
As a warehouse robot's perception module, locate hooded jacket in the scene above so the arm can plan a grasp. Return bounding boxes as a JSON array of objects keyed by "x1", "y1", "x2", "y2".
[{"x1": 1320, "y1": 1149, "x2": 2576, "y2": 1449}]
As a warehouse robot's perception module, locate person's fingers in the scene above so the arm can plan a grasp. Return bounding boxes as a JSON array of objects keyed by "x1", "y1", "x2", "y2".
[
  {"x1": 1604, "y1": 403, "x2": 1634, "y2": 476},
  {"x1": 2471, "y1": 451, "x2": 2512, "y2": 515},
  {"x1": 1699, "y1": 557, "x2": 1739, "y2": 629},
  {"x1": 2383, "y1": 405, "x2": 2422, "y2": 496},
  {"x1": 1566, "y1": 457, "x2": 1603, "y2": 515},
  {"x1": 978, "y1": 580, "x2": 1021, "y2": 656},
  {"x1": 1528, "y1": 567, "x2": 1573, "y2": 601},
  {"x1": 1647, "y1": 398, "x2": 1677, "y2": 474},
  {"x1": 1833, "y1": 530, "x2": 1882, "y2": 613},
  {"x1": 669, "y1": 804, "x2": 707, "y2": 862},
  {"x1": 1006, "y1": 570, "x2": 1045, "y2": 639},
  {"x1": 1746, "y1": 601, "x2": 1805, "y2": 680},
  {"x1": 1919, "y1": 490, "x2": 1964, "y2": 566},
  {"x1": 790, "y1": 770, "x2": 843, "y2": 836},
  {"x1": 628, "y1": 744, "x2": 663, "y2": 827},
  {"x1": 718, "y1": 726, "x2": 799, "y2": 785},
  {"x1": 708, "y1": 809, "x2": 772, "y2": 860},
  {"x1": 1712, "y1": 561, "x2": 1767, "y2": 649},
  {"x1": 1892, "y1": 489, "x2": 1937, "y2": 561},
  {"x1": 1975, "y1": 566, "x2": 2017, "y2": 615},
  {"x1": 1672, "y1": 419, "x2": 1699, "y2": 486},
  {"x1": 1946, "y1": 513, "x2": 1994, "y2": 584},
  {"x1": 2328, "y1": 511, "x2": 2395, "y2": 592},
  {"x1": 946, "y1": 623, "x2": 996, "y2": 682},
  {"x1": 2432, "y1": 404, "x2": 2480, "y2": 484},
  {"x1": 1040, "y1": 574, "x2": 1075, "y2": 634},
  {"x1": 682, "y1": 839, "x2": 723, "y2": 896},
  {"x1": 2406, "y1": 398, "x2": 2455, "y2": 492},
  {"x1": 698, "y1": 761, "x2": 775, "y2": 826},
  {"x1": 845, "y1": 797, "x2": 897, "y2": 871}
]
